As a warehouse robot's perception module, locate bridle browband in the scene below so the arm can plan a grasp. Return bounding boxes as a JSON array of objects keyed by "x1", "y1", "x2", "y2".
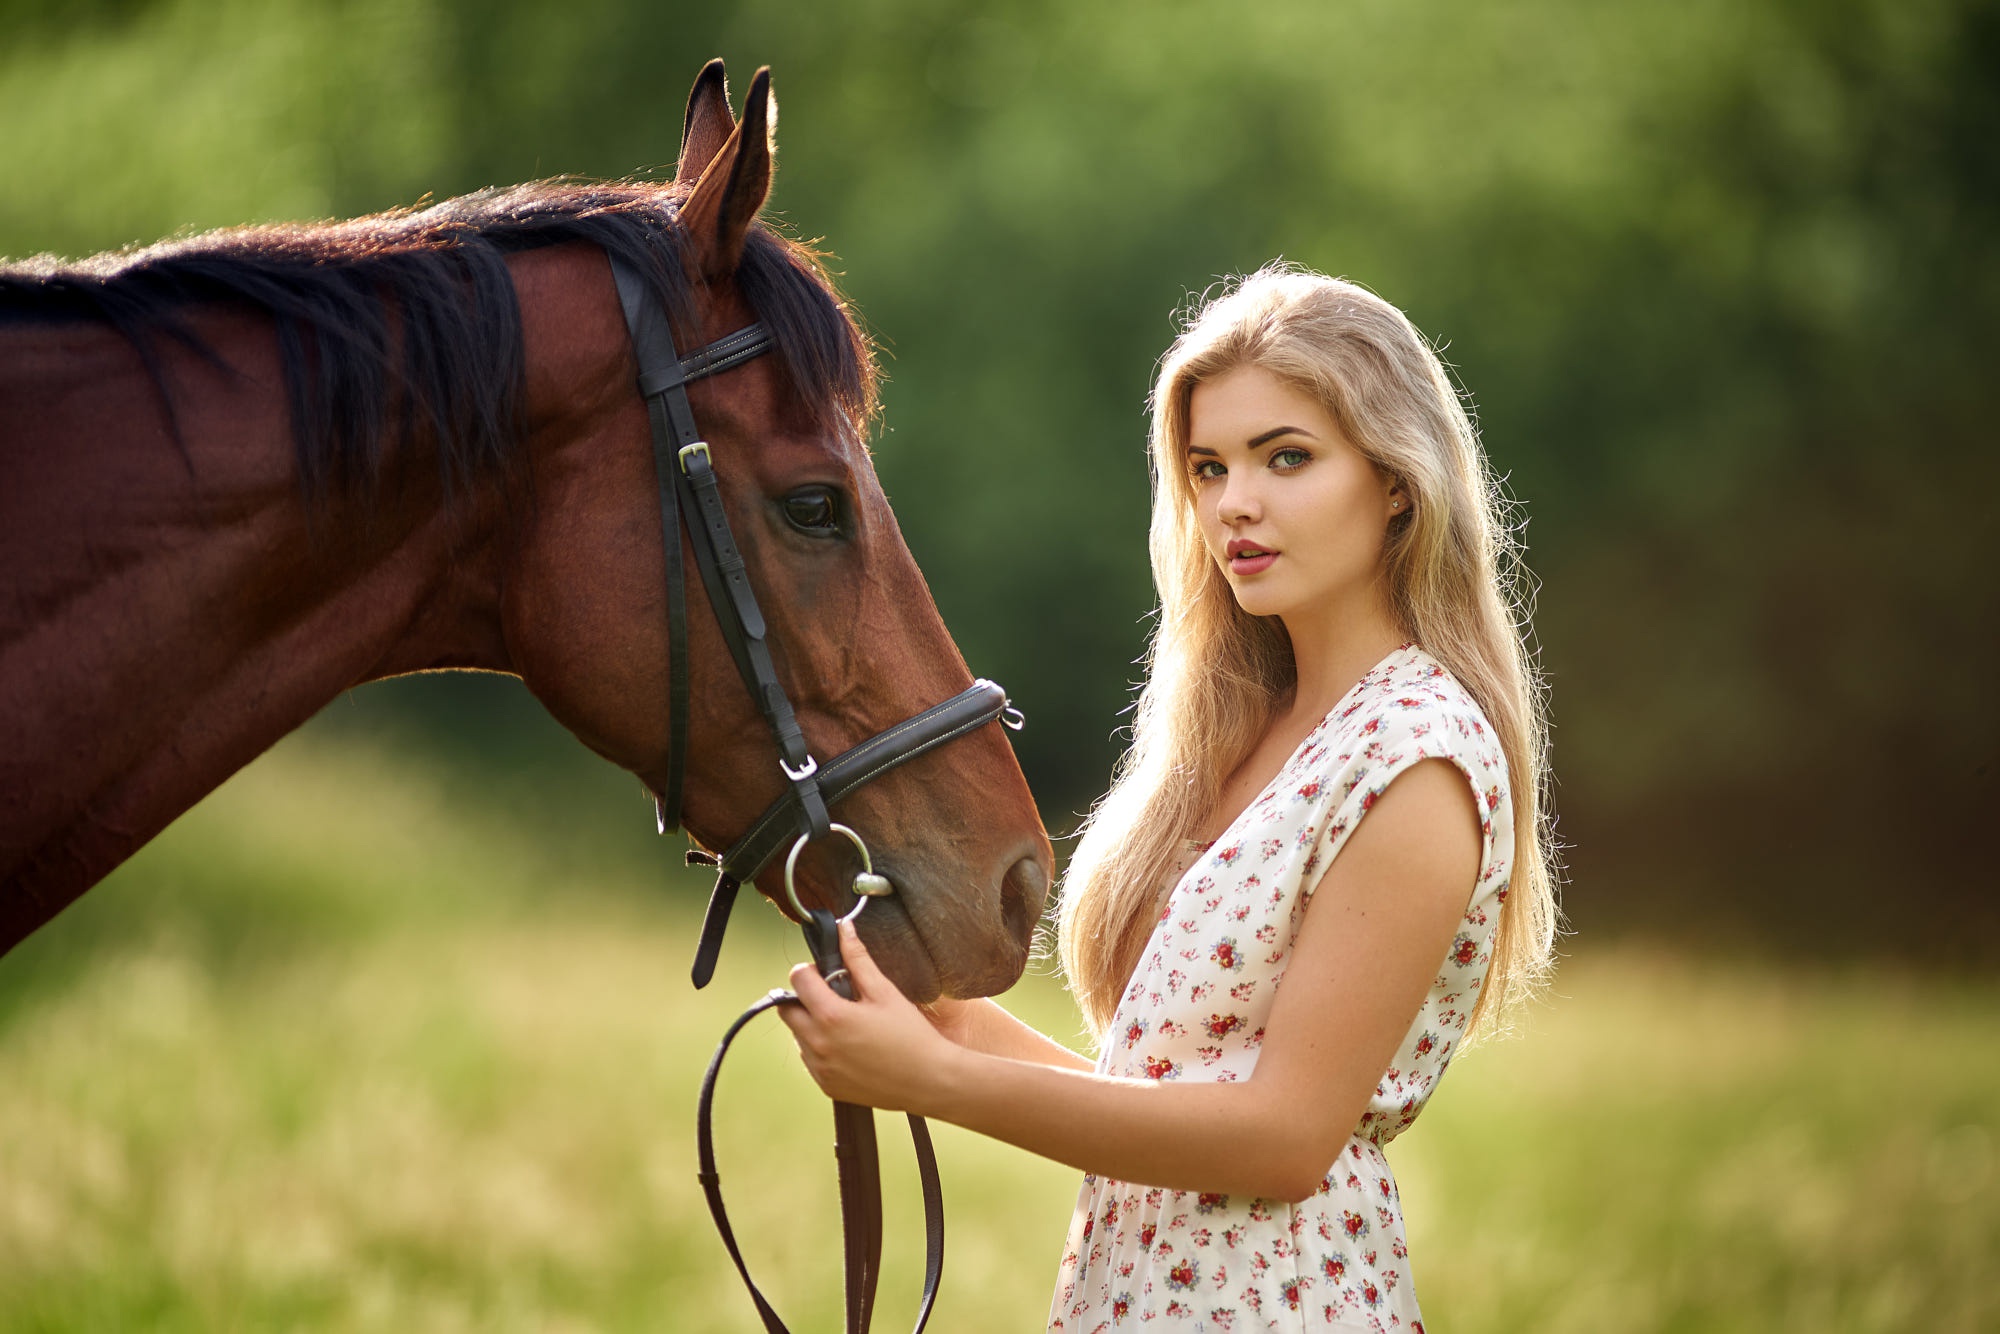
[{"x1": 609, "y1": 252, "x2": 1014, "y2": 1334}]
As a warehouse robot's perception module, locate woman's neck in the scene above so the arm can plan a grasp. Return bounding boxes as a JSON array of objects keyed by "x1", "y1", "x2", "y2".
[{"x1": 1280, "y1": 585, "x2": 1408, "y2": 725}]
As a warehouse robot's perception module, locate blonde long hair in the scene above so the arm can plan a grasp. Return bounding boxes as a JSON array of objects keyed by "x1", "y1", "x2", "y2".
[{"x1": 1058, "y1": 264, "x2": 1558, "y2": 1041}]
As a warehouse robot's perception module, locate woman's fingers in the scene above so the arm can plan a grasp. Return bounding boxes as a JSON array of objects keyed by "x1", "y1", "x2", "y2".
[
  {"x1": 837, "y1": 919, "x2": 893, "y2": 997},
  {"x1": 788, "y1": 960, "x2": 834, "y2": 1010},
  {"x1": 774, "y1": 924, "x2": 940, "y2": 1111},
  {"x1": 777, "y1": 974, "x2": 839, "y2": 1089}
]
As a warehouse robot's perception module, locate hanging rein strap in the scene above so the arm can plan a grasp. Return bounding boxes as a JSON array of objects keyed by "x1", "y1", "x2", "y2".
[{"x1": 698, "y1": 911, "x2": 946, "y2": 1334}]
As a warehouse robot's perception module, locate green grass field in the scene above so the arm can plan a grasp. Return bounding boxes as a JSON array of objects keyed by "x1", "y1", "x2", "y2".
[{"x1": 2, "y1": 728, "x2": 1994, "y2": 1332}]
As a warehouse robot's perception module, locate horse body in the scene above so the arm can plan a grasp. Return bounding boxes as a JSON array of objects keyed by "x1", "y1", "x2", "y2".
[{"x1": 0, "y1": 65, "x2": 1051, "y2": 1000}]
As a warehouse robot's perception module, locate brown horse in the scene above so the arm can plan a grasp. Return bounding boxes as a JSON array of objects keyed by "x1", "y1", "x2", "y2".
[{"x1": 0, "y1": 62, "x2": 1051, "y2": 1001}]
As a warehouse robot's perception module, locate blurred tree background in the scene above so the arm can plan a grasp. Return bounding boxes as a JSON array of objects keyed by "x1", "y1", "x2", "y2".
[
  {"x1": 3, "y1": 0, "x2": 1993, "y2": 959},
  {"x1": 5, "y1": 1, "x2": 1999, "y2": 1329}
]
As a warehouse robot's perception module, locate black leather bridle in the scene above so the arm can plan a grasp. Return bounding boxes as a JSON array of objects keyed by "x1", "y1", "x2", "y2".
[{"x1": 609, "y1": 253, "x2": 1014, "y2": 1334}]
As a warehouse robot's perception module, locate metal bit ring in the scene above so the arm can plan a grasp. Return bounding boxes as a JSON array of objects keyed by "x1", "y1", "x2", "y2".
[{"x1": 783, "y1": 822, "x2": 891, "y2": 924}]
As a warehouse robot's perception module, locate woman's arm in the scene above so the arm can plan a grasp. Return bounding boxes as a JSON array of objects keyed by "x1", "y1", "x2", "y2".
[
  {"x1": 921, "y1": 996, "x2": 1096, "y2": 1072},
  {"x1": 780, "y1": 758, "x2": 1481, "y2": 1204}
]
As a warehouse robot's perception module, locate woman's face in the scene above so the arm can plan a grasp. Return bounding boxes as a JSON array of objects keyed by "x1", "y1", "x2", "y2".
[{"x1": 1185, "y1": 363, "x2": 1402, "y2": 629}]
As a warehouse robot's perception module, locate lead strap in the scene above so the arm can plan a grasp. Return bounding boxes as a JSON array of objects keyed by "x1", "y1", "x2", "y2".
[{"x1": 696, "y1": 991, "x2": 946, "y2": 1334}]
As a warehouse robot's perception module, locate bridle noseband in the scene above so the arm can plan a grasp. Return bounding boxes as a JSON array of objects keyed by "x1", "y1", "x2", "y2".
[{"x1": 609, "y1": 253, "x2": 1017, "y2": 1334}]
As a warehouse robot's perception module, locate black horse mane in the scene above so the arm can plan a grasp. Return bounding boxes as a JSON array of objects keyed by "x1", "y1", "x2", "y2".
[{"x1": 0, "y1": 180, "x2": 878, "y2": 499}]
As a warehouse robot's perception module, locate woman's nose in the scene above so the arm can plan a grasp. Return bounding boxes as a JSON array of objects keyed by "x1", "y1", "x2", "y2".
[{"x1": 1217, "y1": 473, "x2": 1259, "y2": 524}]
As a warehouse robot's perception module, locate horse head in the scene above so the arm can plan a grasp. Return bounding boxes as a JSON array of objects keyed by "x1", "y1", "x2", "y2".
[{"x1": 500, "y1": 63, "x2": 1051, "y2": 1001}]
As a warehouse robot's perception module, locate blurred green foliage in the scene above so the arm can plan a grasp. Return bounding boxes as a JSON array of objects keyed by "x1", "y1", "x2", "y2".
[{"x1": 1, "y1": 0, "x2": 1994, "y2": 958}]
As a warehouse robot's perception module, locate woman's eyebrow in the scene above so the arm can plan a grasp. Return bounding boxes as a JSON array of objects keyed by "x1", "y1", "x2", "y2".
[
  {"x1": 1186, "y1": 425, "x2": 1313, "y2": 457},
  {"x1": 1176, "y1": 428, "x2": 1320, "y2": 460},
  {"x1": 1247, "y1": 425, "x2": 1312, "y2": 449}
]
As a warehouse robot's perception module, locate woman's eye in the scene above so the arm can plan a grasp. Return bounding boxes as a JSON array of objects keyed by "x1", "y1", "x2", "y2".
[
  {"x1": 1191, "y1": 459, "x2": 1225, "y2": 481},
  {"x1": 1271, "y1": 447, "x2": 1310, "y2": 470},
  {"x1": 783, "y1": 488, "x2": 841, "y2": 535}
]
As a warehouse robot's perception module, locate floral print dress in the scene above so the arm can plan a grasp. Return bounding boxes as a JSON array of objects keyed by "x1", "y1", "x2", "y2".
[{"x1": 1049, "y1": 644, "x2": 1513, "y2": 1333}]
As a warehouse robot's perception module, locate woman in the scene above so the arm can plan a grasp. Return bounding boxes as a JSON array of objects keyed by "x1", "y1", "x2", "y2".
[{"x1": 780, "y1": 263, "x2": 1557, "y2": 1331}]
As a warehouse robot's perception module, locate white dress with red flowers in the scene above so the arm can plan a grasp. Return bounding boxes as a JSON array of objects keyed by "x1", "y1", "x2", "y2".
[{"x1": 1048, "y1": 643, "x2": 1513, "y2": 1333}]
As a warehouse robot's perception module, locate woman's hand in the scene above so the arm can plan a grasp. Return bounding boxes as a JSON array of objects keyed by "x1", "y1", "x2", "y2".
[{"x1": 777, "y1": 919, "x2": 962, "y2": 1113}]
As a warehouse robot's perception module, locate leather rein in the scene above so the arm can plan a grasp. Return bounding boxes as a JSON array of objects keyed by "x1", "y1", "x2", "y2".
[{"x1": 609, "y1": 254, "x2": 1014, "y2": 1333}]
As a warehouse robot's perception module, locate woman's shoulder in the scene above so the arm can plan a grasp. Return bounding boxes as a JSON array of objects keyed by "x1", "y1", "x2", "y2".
[
  {"x1": 1289, "y1": 645, "x2": 1512, "y2": 883},
  {"x1": 1321, "y1": 644, "x2": 1493, "y2": 746},
  {"x1": 1295, "y1": 644, "x2": 1506, "y2": 803}
]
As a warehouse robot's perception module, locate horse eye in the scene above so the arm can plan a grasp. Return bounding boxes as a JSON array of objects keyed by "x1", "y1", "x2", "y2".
[{"x1": 783, "y1": 487, "x2": 841, "y2": 535}]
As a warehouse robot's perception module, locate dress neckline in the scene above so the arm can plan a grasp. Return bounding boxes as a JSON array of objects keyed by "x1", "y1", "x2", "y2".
[{"x1": 1187, "y1": 640, "x2": 1422, "y2": 853}]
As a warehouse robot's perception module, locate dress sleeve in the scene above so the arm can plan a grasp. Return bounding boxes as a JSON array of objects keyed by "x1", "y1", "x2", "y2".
[{"x1": 1298, "y1": 695, "x2": 1512, "y2": 908}]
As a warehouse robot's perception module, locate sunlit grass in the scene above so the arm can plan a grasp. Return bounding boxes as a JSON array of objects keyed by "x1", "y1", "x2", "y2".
[
  {"x1": 0, "y1": 731, "x2": 1084, "y2": 1333},
  {"x1": 2, "y1": 729, "x2": 1993, "y2": 1332},
  {"x1": 1396, "y1": 952, "x2": 2000, "y2": 1332}
]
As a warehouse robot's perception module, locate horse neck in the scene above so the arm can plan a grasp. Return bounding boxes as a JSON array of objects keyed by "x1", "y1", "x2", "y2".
[{"x1": 0, "y1": 304, "x2": 512, "y2": 946}]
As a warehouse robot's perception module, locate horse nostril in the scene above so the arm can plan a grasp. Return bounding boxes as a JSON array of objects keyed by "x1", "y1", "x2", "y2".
[{"x1": 1000, "y1": 854, "x2": 1048, "y2": 951}]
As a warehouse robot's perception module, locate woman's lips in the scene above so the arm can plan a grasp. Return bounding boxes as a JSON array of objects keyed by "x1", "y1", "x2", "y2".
[{"x1": 1226, "y1": 541, "x2": 1277, "y2": 576}]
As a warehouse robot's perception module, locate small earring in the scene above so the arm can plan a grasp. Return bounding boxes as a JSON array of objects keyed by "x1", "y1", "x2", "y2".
[{"x1": 1390, "y1": 500, "x2": 1402, "y2": 511}]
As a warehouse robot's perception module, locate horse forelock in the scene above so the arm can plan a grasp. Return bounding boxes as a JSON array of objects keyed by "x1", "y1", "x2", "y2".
[{"x1": 0, "y1": 179, "x2": 880, "y2": 504}]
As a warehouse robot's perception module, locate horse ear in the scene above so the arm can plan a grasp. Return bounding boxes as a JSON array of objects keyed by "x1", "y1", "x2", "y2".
[
  {"x1": 679, "y1": 66, "x2": 775, "y2": 279},
  {"x1": 677, "y1": 58, "x2": 734, "y2": 185}
]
